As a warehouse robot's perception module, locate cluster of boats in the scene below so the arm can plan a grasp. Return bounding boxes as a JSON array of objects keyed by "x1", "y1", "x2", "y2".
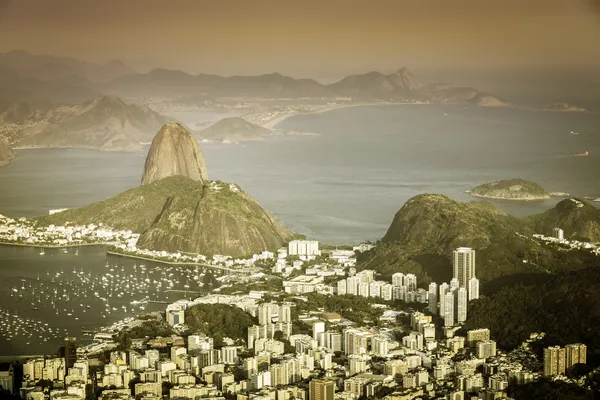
[
  {"x1": 0, "y1": 309, "x2": 70, "y2": 345},
  {"x1": 1, "y1": 255, "x2": 211, "y2": 353}
]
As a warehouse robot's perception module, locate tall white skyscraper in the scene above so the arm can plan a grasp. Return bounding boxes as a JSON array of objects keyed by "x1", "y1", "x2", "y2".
[
  {"x1": 313, "y1": 321, "x2": 325, "y2": 343},
  {"x1": 392, "y1": 273, "x2": 405, "y2": 287},
  {"x1": 405, "y1": 274, "x2": 417, "y2": 291},
  {"x1": 455, "y1": 287, "x2": 468, "y2": 323},
  {"x1": 453, "y1": 247, "x2": 476, "y2": 288},
  {"x1": 258, "y1": 303, "x2": 276, "y2": 325},
  {"x1": 468, "y1": 277, "x2": 480, "y2": 301},
  {"x1": 443, "y1": 292, "x2": 454, "y2": 327},
  {"x1": 439, "y1": 283, "x2": 449, "y2": 316},
  {"x1": 346, "y1": 276, "x2": 359, "y2": 296},
  {"x1": 428, "y1": 282, "x2": 438, "y2": 315},
  {"x1": 279, "y1": 304, "x2": 292, "y2": 323},
  {"x1": 450, "y1": 278, "x2": 460, "y2": 290}
]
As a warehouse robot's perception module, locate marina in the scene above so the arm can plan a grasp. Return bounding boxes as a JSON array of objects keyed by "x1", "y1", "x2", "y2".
[{"x1": 0, "y1": 245, "x2": 219, "y2": 356}]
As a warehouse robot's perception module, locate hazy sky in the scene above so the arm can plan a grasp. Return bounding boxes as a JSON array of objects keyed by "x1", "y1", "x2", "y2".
[{"x1": 1, "y1": 0, "x2": 599, "y2": 78}]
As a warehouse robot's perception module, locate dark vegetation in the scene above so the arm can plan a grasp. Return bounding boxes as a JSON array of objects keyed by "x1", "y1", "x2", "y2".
[
  {"x1": 358, "y1": 194, "x2": 600, "y2": 284},
  {"x1": 116, "y1": 320, "x2": 175, "y2": 349},
  {"x1": 185, "y1": 303, "x2": 257, "y2": 347},
  {"x1": 466, "y1": 267, "x2": 600, "y2": 365}
]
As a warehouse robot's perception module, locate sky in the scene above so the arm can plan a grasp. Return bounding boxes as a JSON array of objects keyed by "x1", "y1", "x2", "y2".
[{"x1": 0, "y1": 0, "x2": 599, "y2": 79}]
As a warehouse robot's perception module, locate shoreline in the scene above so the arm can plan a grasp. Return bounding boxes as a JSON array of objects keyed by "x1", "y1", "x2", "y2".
[
  {"x1": 12, "y1": 145, "x2": 141, "y2": 153},
  {"x1": 470, "y1": 193, "x2": 551, "y2": 201},
  {"x1": 0, "y1": 241, "x2": 106, "y2": 249},
  {"x1": 105, "y1": 250, "x2": 253, "y2": 273},
  {"x1": 261, "y1": 101, "x2": 404, "y2": 129}
]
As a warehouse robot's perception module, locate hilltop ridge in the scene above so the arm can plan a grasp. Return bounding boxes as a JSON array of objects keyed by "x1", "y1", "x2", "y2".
[{"x1": 359, "y1": 194, "x2": 600, "y2": 283}]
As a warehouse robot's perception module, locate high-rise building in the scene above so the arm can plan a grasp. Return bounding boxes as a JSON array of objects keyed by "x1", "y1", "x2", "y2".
[
  {"x1": 476, "y1": 340, "x2": 497, "y2": 359},
  {"x1": 405, "y1": 274, "x2": 417, "y2": 291},
  {"x1": 544, "y1": 346, "x2": 566, "y2": 376},
  {"x1": 439, "y1": 283, "x2": 449, "y2": 316},
  {"x1": 346, "y1": 276, "x2": 359, "y2": 296},
  {"x1": 369, "y1": 281, "x2": 383, "y2": 298},
  {"x1": 468, "y1": 277, "x2": 480, "y2": 301},
  {"x1": 221, "y1": 346, "x2": 238, "y2": 365},
  {"x1": 565, "y1": 343, "x2": 587, "y2": 369},
  {"x1": 392, "y1": 273, "x2": 405, "y2": 287},
  {"x1": 337, "y1": 280, "x2": 347, "y2": 296},
  {"x1": 443, "y1": 292, "x2": 455, "y2": 327},
  {"x1": 453, "y1": 247, "x2": 476, "y2": 288},
  {"x1": 258, "y1": 302, "x2": 276, "y2": 325},
  {"x1": 279, "y1": 303, "x2": 292, "y2": 323},
  {"x1": 371, "y1": 336, "x2": 389, "y2": 356},
  {"x1": 467, "y1": 329, "x2": 491, "y2": 346},
  {"x1": 357, "y1": 282, "x2": 369, "y2": 297},
  {"x1": 428, "y1": 282, "x2": 438, "y2": 315},
  {"x1": 455, "y1": 287, "x2": 468, "y2": 323},
  {"x1": 381, "y1": 283, "x2": 393, "y2": 301},
  {"x1": 450, "y1": 278, "x2": 460, "y2": 290},
  {"x1": 552, "y1": 227, "x2": 564, "y2": 240},
  {"x1": 324, "y1": 331, "x2": 342, "y2": 353},
  {"x1": 288, "y1": 240, "x2": 320, "y2": 256},
  {"x1": 344, "y1": 328, "x2": 376, "y2": 355},
  {"x1": 309, "y1": 379, "x2": 335, "y2": 400},
  {"x1": 313, "y1": 322, "x2": 325, "y2": 344},
  {"x1": 64, "y1": 337, "x2": 77, "y2": 369}
]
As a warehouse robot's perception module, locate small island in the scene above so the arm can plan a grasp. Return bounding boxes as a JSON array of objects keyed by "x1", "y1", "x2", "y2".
[
  {"x1": 470, "y1": 179, "x2": 551, "y2": 201},
  {"x1": 544, "y1": 102, "x2": 588, "y2": 113}
]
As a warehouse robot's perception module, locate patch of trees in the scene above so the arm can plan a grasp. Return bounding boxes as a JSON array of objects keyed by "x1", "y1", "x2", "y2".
[
  {"x1": 186, "y1": 303, "x2": 257, "y2": 347},
  {"x1": 466, "y1": 267, "x2": 600, "y2": 365}
]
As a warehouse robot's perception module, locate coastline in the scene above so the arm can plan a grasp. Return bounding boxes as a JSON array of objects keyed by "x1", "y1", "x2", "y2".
[
  {"x1": 105, "y1": 250, "x2": 253, "y2": 273},
  {"x1": 261, "y1": 101, "x2": 402, "y2": 130},
  {"x1": 470, "y1": 193, "x2": 551, "y2": 201},
  {"x1": 0, "y1": 241, "x2": 106, "y2": 249},
  {"x1": 12, "y1": 144, "x2": 141, "y2": 153}
]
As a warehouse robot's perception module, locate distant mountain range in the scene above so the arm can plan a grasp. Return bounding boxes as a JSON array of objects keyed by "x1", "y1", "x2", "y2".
[
  {"x1": 0, "y1": 96, "x2": 168, "y2": 156},
  {"x1": 0, "y1": 50, "x2": 509, "y2": 106}
]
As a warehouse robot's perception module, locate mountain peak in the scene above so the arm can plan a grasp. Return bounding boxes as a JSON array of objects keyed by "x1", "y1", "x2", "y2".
[{"x1": 141, "y1": 123, "x2": 208, "y2": 185}]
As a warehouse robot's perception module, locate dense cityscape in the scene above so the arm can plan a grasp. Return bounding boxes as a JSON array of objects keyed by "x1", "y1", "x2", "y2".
[{"x1": 0, "y1": 233, "x2": 595, "y2": 400}]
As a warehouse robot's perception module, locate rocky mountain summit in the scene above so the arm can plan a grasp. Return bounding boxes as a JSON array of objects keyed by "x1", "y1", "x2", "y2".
[
  {"x1": 141, "y1": 122, "x2": 208, "y2": 185},
  {"x1": 40, "y1": 123, "x2": 291, "y2": 256}
]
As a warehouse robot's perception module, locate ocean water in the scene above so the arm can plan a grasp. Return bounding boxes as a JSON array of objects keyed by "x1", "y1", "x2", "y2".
[{"x1": 0, "y1": 105, "x2": 598, "y2": 243}]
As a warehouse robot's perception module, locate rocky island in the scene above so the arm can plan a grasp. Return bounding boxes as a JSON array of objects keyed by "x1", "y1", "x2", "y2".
[
  {"x1": 470, "y1": 179, "x2": 550, "y2": 201},
  {"x1": 196, "y1": 117, "x2": 272, "y2": 142},
  {"x1": 0, "y1": 139, "x2": 14, "y2": 167},
  {"x1": 39, "y1": 123, "x2": 292, "y2": 257},
  {"x1": 544, "y1": 102, "x2": 588, "y2": 113}
]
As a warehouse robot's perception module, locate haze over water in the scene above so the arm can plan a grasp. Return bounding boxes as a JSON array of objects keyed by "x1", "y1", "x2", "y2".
[{"x1": 1, "y1": 105, "x2": 599, "y2": 243}]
